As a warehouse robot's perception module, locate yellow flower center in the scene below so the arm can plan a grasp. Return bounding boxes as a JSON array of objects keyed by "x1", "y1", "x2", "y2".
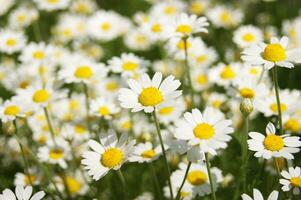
[
  {"x1": 239, "y1": 88, "x2": 255, "y2": 98},
  {"x1": 135, "y1": 35, "x2": 146, "y2": 44},
  {"x1": 220, "y1": 11, "x2": 232, "y2": 23},
  {"x1": 99, "y1": 106, "x2": 110, "y2": 116},
  {"x1": 249, "y1": 67, "x2": 259, "y2": 75},
  {"x1": 263, "y1": 44, "x2": 286, "y2": 62},
  {"x1": 32, "y1": 89, "x2": 50, "y2": 103},
  {"x1": 138, "y1": 87, "x2": 163, "y2": 107},
  {"x1": 196, "y1": 55, "x2": 207, "y2": 63},
  {"x1": 164, "y1": 6, "x2": 176, "y2": 15},
  {"x1": 4, "y1": 105, "x2": 20, "y2": 116},
  {"x1": 177, "y1": 40, "x2": 191, "y2": 50},
  {"x1": 270, "y1": 103, "x2": 287, "y2": 113},
  {"x1": 151, "y1": 24, "x2": 162, "y2": 33},
  {"x1": 190, "y1": 2, "x2": 204, "y2": 14},
  {"x1": 212, "y1": 100, "x2": 222, "y2": 108},
  {"x1": 6, "y1": 38, "x2": 17, "y2": 47},
  {"x1": 187, "y1": 170, "x2": 208, "y2": 185},
  {"x1": 33, "y1": 51, "x2": 45, "y2": 60},
  {"x1": 74, "y1": 125, "x2": 86, "y2": 135},
  {"x1": 74, "y1": 66, "x2": 93, "y2": 79},
  {"x1": 122, "y1": 121, "x2": 132, "y2": 130},
  {"x1": 242, "y1": 33, "x2": 255, "y2": 42},
  {"x1": 101, "y1": 148, "x2": 124, "y2": 168},
  {"x1": 76, "y1": 3, "x2": 89, "y2": 14},
  {"x1": 176, "y1": 24, "x2": 192, "y2": 34},
  {"x1": 220, "y1": 66, "x2": 236, "y2": 80},
  {"x1": 100, "y1": 22, "x2": 111, "y2": 32},
  {"x1": 69, "y1": 100, "x2": 79, "y2": 110},
  {"x1": 65, "y1": 176, "x2": 81, "y2": 194},
  {"x1": 24, "y1": 175, "x2": 36, "y2": 185},
  {"x1": 193, "y1": 123, "x2": 215, "y2": 140},
  {"x1": 263, "y1": 135, "x2": 284, "y2": 151},
  {"x1": 284, "y1": 119, "x2": 300, "y2": 132},
  {"x1": 290, "y1": 177, "x2": 301, "y2": 188},
  {"x1": 196, "y1": 74, "x2": 208, "y2": 85},
  {"x1": 122, "y1": 62, "x2": 138, "y2": 71},
  {"x1": 17, "y1": 14, "x2": 26, "y2": 22},
  {"x1": 49, "y1": 148, "x2": 64, "y2": 160},
  {"x1": 47, "y1": 0, "x2": 59, "y2": 4},
  {"x1": 106, "y1": 82, "x2": 118, "y2": 91},
  {"x1": 141, "y1": 149, "x2": 156, "y2": 158},
  {"x1": 158, "y1": 106, "x2": 174, "y2": 115}
]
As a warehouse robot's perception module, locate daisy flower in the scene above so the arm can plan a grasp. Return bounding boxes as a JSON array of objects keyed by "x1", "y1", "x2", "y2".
[
  {"x1": 233, "y1": 25, "x2": 263, "y2": 48},
  {"x1": 0, "y1": 99, "x2": 26, "y2": 123},
  {"x1": 19, "y1": 42, "x2": 53, "y2": 64},
  {"x1": 280, "y1": 166, "x2": 301, "y2": 195},
  {"x1": 209, "y1": 62, "x2": 240, "y2": 87},
  {"x1": 14, "y1": 171, "x2": 40, "y2": 186},
  {"x1": 33, "y1": 0, "x2": 70, "y2": 11},
  {"x1": 141, "y1": 17, "x2": 169, "y2": 42},
  {"x1": 118, "y1": 72, "x2": 182, "y2": 113},
  {"x1": 0, "y1": 185, "x2": 45, "y2": 200},
  {"x1": 170, "y1": 13, "x2": 209, "y2": 38},
  {"x1": 207, "y1": 5, "x2": 243, "y2": 28},
  {"x1": 129, "y1": 142, "x2": 161, "y2": 163},
  {"x1": 8, "y1": 6, "x2": 38, "y2": 29},
  {"x1": 0, "y1": 29, "x2": 26, "y2": 54},
  {"x1": 174, "y1": 107, "x2": 234, "y2": 155},
  {"x1": 241, "y1": 36, "x2": 297, "y2": 70},
  {"x1": 108, "y1": 53, "x2": 149, "y2": 78},
  {"x1": 188, "y1": 0, "x2": 209, "y2": 16},
  {"x1": 81, "y1": 131, "x2": 135, "y2": 180},
  {"x1": 150, "y1": 1, "x2": 185, "y2": 19},
  {"x1": 59, "y1": 60, "x2": 107, "y2": 84},
  {"x1": 156, "y1": 99, "x2": 186, "y2": 124},
  {"x1": 124, "y1": 28, "x2": 152, "y2": 51},
  {"x1": 70, "y1": 0, "x2": 97, "y2": 15},
  {"x1": 241, "y1": 189, "x2": 278, "y2": 200},
  {"x1": 247, "y1": 122, "x2": 301, "y2": 160},
  {"x1": 90, "y1": 97, "x2": 120, "y2": 119}
]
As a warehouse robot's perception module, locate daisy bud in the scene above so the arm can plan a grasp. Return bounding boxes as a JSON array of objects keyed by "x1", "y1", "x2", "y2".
[{"x1": 240, "y1": 98, "x2": 253, "y2": 115}]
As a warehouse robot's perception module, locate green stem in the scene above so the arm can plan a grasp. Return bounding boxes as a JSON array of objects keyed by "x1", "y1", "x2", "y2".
[
  {"x1": 43, "y1": 107, "x2": 57, "y2": 146},
  {"x1": 150, "y1": 163, "x2": 163, "y2": 200},
  {"x1": 183, "y1": 37, "x2": 194, "y2": 106},
  {"x1": 152, "y1": 110, "x2": 174, "y2": 200},
  {"x1": 205, "y1": 153, "x2": 217, "y2": 200},
  {"x1": 13, "y1": 120, "x2": 33, "y2": 186},
  {"x1": 83, "y1": 83, "x2": 92, "y2": 134},
  {"x1": 175, "y1": 162, "x2": 191, "y2": 200},
  {"x1": 117, "y1": 169, "x2": 128, "y2": 199},
  {"x1": 33, "y1": 19, "x2": 42, "y2": 41},
  {"x1": 242, "y1": 115, "x2": 249, "y2": 193},
  {"x1": 273, "y1": 158, "x2": 281, "y2": 178},
  {"x1": 272, "y1": 66, "x2": 283, "y2": 135}
]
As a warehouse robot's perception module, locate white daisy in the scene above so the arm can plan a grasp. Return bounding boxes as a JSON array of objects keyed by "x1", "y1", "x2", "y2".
[
  {"x1": 174, "y1": 107, "x2": 234, "y2": 155},
  {"x1": 209, "y1": 62, "x2": 240, "y2": 87},
  {"x1": 90, "y1": 97, "x2": 120, "y2": 119},
  {"x1": 241, "y1": 36, "x2": 298, "y2": 70},
  {"x1": 233, "y1": 25, "x2": 263, "y2": 48},
  {"x1": 0, "y1": 29, "x2": 26, "y2": 54},
  {"x1": 0, "y1": 185, "x2": 45, "y2": 200},
  {"x1": 129, "y1": 142, "x2": 161, "y2": 163},
  {"x1": 280, "y1": 166, "x2": 301, "y2": 195},
  {"x1": 33, "y1": 0, "x2": 70, "y2": 11},
  {"x1": 248, "y1": 122, "x2": 301, "y2": 160},
  {"x1": 0, "y1": 98, "x2": 26, "y2": 123},
  {"x1": 207, "y1": 6, "x2": 243, "y2": 28},
  {"x1": 241, "y1": 188, "x2": 278, "y2": 200},
  {"x1": 170, "y1": 13, "x2": 209, "y2": 38},
  {"x1": 118, "y1": 72, "x2": 182, "y2": 113},
  {"x1": 81, "y1": 131, "x2": 135, "y2": 180}
]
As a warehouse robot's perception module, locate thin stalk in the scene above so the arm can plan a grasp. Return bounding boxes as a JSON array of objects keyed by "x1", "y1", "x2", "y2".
[
  {"x1": 183, "y1": 37, "x2": 194, "y2": 106},
  {"x1": 13, "y1": 134, "x2": 64, "y2": 199},
  {"x1": 83, "y1": 83, "x2": 92, "y2": 134},
  {"x1": 241, "y1": 115, "x2": 249, "y2": 193},
  {"x1": 152, "y1": 110, "x2": 174, "y2": 200},
  {"x1": 150, "y1": 163, "x2": 163, "y2": 200},
  {"x1": 205, "y1": 153, "x2": 216, "y2": 200},
  {"x1": 175, "y1": 162, "x2": 191, "y2": 200},
  {"x1": 273, "y1": 158, "x2": 281, "y2": 178},
  {"x1": 272, "y1": 67, "x2": 283, "y2": 135},
  {"x1": 13, "y1": 120, "x2": 33, "y2": 186},
  {"x1": 117, "y1": 169, "x2": 128, "y2": 199},
  {"x1": 33, "y1": 19, "x2": 42, "y2": 41},
  {"x1": 43, "y1": 107, "x2": 57, "y2": 146}
]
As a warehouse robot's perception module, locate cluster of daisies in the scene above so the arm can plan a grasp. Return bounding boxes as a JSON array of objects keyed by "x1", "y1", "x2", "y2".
[{"x1": 0, "y1": 0, "x2": 301, "y2": 200}]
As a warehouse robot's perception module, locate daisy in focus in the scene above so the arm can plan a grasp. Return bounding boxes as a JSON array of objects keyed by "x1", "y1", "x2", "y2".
[
  {"x1": 247, "y1": 122, "x2": 301, "y2": 160},
  {"x1": 118, "y1": 72, "x2": 182, "y2": 113},
  {"x1": 241, "y1": 36, "x2": 299, "y2": 69},
  {"x1": 81, "y1": 131, "x2": 135, "y2": 180},
  {"x1": 280, "y1": 166, "x2": 301, "y2": 195},
  {"x1": 241, "y1": 189, "x2": 278, "y2": 200},
  {"x1": 175, "y1": 107, "x2": 234, "y2": 155}
]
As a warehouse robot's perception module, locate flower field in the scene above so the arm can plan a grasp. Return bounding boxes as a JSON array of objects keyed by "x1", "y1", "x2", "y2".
[{"x1": 0, "y1": 0, "x2": 301, "y2": 199}]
